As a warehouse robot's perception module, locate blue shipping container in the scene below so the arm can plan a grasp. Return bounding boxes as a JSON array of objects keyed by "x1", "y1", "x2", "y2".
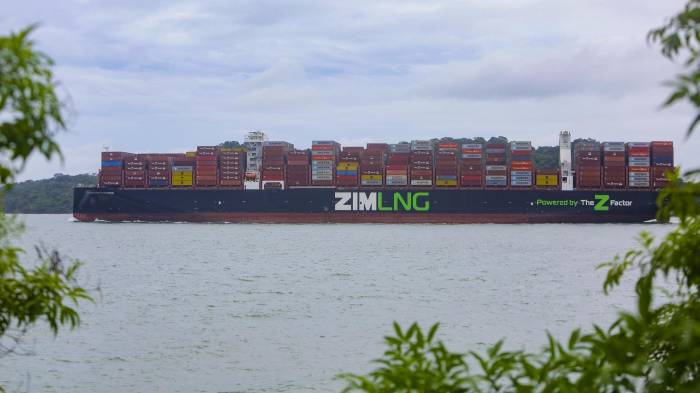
[{"x1": 652, "y1": 157, "x2": 673, "y2": 164}]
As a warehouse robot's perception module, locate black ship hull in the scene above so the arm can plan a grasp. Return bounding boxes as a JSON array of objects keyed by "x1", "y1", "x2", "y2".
[{"x1": 73, "y1": 187, "x2": 660, "y2": 223}]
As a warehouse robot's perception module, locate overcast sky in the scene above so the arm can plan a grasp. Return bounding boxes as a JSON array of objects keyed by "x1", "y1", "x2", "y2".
[{"x1": 2, "y1": 0, "x2": 697, "y2": 180}]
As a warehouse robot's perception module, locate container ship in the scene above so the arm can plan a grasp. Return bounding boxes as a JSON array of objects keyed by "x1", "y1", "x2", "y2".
[{"x1": 73, "y1": 131, "x2": 674, "y2": 224}]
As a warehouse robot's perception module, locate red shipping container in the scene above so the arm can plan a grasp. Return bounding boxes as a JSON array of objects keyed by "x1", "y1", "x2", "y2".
[
  {"x1": 311, "y1": 145, "x2": 335, "y2": 151},
  {"x1": 628, "y1": 166, "x2": 650, "y2": 173},
  {"x1": 219, "y1": 180, "x2": 243, "y2": 187}
]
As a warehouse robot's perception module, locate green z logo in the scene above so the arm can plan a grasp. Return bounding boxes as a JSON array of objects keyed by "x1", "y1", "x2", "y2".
[{"x1": 594, "y1": 194, "x2": 610, "y2": 211}]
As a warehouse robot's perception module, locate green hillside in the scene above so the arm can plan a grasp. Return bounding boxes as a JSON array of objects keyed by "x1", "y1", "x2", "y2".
[{"x1": 3, "y1": 173, "x2": 98, "y2": 213}]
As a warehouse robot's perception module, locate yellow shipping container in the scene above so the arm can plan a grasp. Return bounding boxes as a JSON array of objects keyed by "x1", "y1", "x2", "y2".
[
  {"x1": 536, "y1": 174, "x2": 558, "y2": 186},
  {"x1": 436, "y1": 179, "x2": 458, "y2": 186},
  {"x1": 185, "y1": 151, "x2": 197, "y2": 157},
  {"x1": 361, "y1": 175, "x2": 382, "y2": 181},
  {"x1": 337, "y1": 163, "x2": 359, "y2": 170}
]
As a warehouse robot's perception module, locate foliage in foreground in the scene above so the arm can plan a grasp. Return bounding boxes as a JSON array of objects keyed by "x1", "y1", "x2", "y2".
[
  {"x1": 0, "y1": 239, "x2": 91, "y2": 339},
  {"x1": 0, "y1": 23, "x2": 91, "y2": 377},
  {"x1": 341, "y1": 3, "x2": 700, "y2": 391},
  {"x1": 0, "y1": 25, "x2": 65, "y2": 185}
]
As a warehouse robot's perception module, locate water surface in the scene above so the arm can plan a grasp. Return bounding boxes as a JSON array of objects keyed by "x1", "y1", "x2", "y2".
[{"x1": 0, "y1": 215, "x2": 674, "y2": 392}]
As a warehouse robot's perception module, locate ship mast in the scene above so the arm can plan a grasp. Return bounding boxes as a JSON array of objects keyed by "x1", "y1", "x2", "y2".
[
  {"x1": 559, "y1": 130, "x2": 573, "y2": 191},
  {"x1": 244, "y1": 130, "x2": 267, "y2": 190}
]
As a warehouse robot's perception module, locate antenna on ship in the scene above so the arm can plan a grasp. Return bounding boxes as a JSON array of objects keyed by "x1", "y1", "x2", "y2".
[{"x1": 559, "y1": 130, "x2": 573, "y2": 191}]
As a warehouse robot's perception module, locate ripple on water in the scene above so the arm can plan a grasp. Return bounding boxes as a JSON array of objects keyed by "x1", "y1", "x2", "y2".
[{"x1": 0, "y1": 216, "x2": 676, "y2": 393}]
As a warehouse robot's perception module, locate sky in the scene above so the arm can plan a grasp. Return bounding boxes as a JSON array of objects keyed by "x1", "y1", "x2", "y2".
[{"x1": 2, "y1": 0, "x2": 698, "y2": 180}]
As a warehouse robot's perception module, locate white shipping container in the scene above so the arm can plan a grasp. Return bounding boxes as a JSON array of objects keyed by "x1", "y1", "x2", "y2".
[
  {"x1": 389, "y1": 144, "x2": 411, "y2": 152},
  {"x1": 410, "y1": 179, "x2": 433, "y2": 186},
  {"x1": 603, "y1": 142, "x2": 625, "y2": 152},
  {"x1": 510, "y1": 141, "x2": 532, "y2": 150}
]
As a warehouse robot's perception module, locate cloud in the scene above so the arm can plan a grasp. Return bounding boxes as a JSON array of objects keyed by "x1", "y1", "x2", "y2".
[
  {"x1": 1, "y1": 0, "x2": 697, "y2": 180},
  {"x1": 415, "y1": 44, "x2": 671, "y2": 100}
]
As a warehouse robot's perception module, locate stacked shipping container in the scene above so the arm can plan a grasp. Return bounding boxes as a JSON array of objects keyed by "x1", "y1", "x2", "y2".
[
  {"x1": 627, "y1": 142, "x2": 651, "y2": 189},
  {"x1": 460, "y1": 144, "x2": 483, "y2": 188},
  {"x1": 147, "y1": 156, "x2": 170, "y2": 187},
  {"x1": 435, "y1": 143, "x2": 458, "y2": 187},
  {"x1": 602, "y1": 142, "x2": 626, "y2": 189},
  {"x1": 97, "y1": 136, "x2": 674, "y2": 191},
  {"x1": 100, "y1": 151, "x2": 124, "y2": 187},
  {"x1": 509, "y1": 141, "x2": 533, "y2": 188},
  {"x1": 311, "y1": 141, "x2": 339, "y2": 186},
  {"x1": 410, "y1": 140, "x2": 433, "y2": 187},
  {"x1": 386, "y1": 143, "x2": 410, "y2": 186},
  {"x1": 535, "y1": 169, "x2": 559, "y2": 189},
  {"x1": 124, "y1": 155, "x2": 147, "y2": 188},
  {"x1": 219, "y1": 147, "x2": 245, "y2": 187},
  {"x1": 575, "y1": 144, "x2": 602, "y2": 189},
  {"x1": 262, "y1": 142, "x2": 293, "y2": 190},
  {"x1": 286, "y1": 150, "x2": 310, "y2": 187},
  {"x1": 337, "y1": 148, "x2": 361, "y2": 187},
  {"x1": 195, "y1": 146, "x2": 218, "y2": 187},
  {"x1": 485, "y1": 143, "x2": 507, "y2": 188},
  {"x1": 361, "y1": 144, "x2": 386, "y2": 186},
  {"x1": 651, "y1": 141, "x2": 674, "y2": 189},
  {"x1": 172, "y1": 157, "x2": 194, "y2": 187}
]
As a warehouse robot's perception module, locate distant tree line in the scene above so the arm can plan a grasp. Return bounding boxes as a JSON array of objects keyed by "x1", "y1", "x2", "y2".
[
  {"x1": 219, "y1": 140, "x2": 242, "y2": 148},
  {"x1": 220, "y1": 136, "x2": 595, "y2": 170}
]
